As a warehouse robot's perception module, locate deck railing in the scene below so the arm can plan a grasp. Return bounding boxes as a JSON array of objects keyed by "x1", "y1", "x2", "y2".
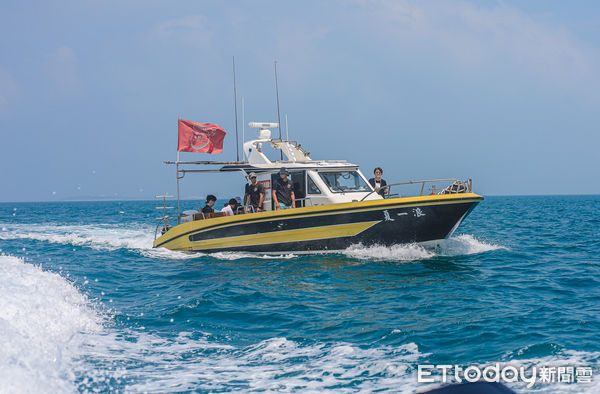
[{"x1": 360, "y1": 178, "x2": 472, "y2": 201}]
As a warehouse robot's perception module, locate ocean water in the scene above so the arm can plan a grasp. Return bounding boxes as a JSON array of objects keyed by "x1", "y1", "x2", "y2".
[{"x1": 0, "y1": 196, "x2": 599, "y2": 393}]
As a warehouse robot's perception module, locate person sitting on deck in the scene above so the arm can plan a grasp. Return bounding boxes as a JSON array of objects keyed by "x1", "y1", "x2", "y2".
[
  {"x1": 234, "y1": 196, "x2": 243, "y2": 214},
  {"x1": 244, "y1": 172, "x2": 265, "y2": 213},
  {"x1": 201, "y1": 194, "x2": 217, "y2": 214},
  {"x1": 273, "y1": 168, "x2": 295, "y2": 210},
  {"x1": 368, "y1": 167, "x2": 388, "y2": 197},
  {"x1": 221, "y1": 198, "x2": 240, "y2": 216}
]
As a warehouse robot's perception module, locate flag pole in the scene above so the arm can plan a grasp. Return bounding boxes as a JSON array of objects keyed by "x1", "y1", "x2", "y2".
[
  {"x1": 176, "y1": 119, "x2": 181, "y2": 224},
  {"x1": 232, "y1": 56, "x2": 240, "y2": 161},
  {"x1": 176, "y1": 150, "x2": 181, "y2": 224}
]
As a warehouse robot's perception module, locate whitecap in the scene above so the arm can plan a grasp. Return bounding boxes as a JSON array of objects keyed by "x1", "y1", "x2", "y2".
[
  {"x1": 342, "y1": 234, "x2": 505, "y2": 262},
  {"x1": 0, "y1": 254, "x2": 102, "y2": 392},
  {"x1": 343, "y1": 242, "x2": 435, "y2": 261},
  {"x1": 0, "y1": 223, "x2": 154, "y2": 252},
  {"x1": 436, "y1": 234, "x2": 507, "y2": 256},
  {"x1": 1, "y1": 255, "x2": 595, "y2": 393}
]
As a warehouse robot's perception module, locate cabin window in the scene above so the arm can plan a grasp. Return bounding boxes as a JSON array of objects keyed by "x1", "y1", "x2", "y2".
[
  {"x1": 307, "y1": 175, "x2": 321, "y2": 194},
  {"x1": 319, "y1": 171, "x2": 369, "y2": 193}
]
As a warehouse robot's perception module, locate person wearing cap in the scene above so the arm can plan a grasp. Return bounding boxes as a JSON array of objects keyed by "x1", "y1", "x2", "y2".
[
  {"x1": 244, "y1": 172, "x2": 265, "y2": 213},
  {"x1": 221, "y1": 198, "x2": 240, "y2": 216},
  {"x1": 201, "y1": 194, "x2": 217, "y2": 214},
  {"x1": 272, "y1": 168, "x2": 295, "y2": 210}
]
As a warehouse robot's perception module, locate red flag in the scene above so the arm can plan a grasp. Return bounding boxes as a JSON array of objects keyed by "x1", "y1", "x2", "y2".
[{"x1": 177, "y1": 119, "x2": 226, "y2": 153}]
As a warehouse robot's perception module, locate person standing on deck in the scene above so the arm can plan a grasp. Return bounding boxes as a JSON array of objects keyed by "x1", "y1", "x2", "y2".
[
  {"x1": 244, "y1": 172, "x2": 265, "y2": 212},
  {"x1": 368, "y1": 167, "x2": 388, "y2": 197},
  {"x1": 272, "y1": 168, "x2": 295, "y2": 210}
]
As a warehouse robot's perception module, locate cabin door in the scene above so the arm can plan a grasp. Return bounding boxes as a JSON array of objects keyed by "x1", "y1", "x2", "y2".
[{"x1": 290, "y1": 171, "x2": 306, "y2": 207}]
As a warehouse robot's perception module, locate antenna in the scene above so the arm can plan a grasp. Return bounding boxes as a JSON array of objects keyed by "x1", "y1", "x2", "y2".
[
  {"x1": 285, "y1": 114, "x2": 289, "y2": 141},
  {"x1": 274, "y1": 61, "x2": 283, "y2": 160},
  {"x1": 232, "y1": 56, "x2": 240, "y2": 161},
  {"x1": 242, "y1": 96, "x2": 245, "y2": 160}
]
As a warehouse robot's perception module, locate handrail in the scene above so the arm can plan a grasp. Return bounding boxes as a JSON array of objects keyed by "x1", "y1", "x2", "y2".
[
  {"x1": 154, "y1": 215, "x2": 178, "y2": 240},
  {"x1": 360, "y1": 178, "x2": 471, "y2": 201}
]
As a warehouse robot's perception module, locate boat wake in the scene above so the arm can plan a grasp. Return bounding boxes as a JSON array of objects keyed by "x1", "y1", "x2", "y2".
[
  {"x1": 343, "y1": 234, "x2": 505, "y2": 262},
  {"x1": 0, "y1": 254, "x2": 423, "y2": 392},
  {"x1": 0, "y1": 254, "x2": 103, "y2": 393},
  {"x1": 1, "y1": 254, "x2": 597, "y2": 392},
  {"x1": 0, "y1": 223, "x2": 314, "y2": 261},
  {"x1": 1, "y1": 223, "x2": 502, "y2": 262},
  {"x1": 0, "y1": 222, "x2": 198, "y2": 260},
  {"x1": 0, "y1": 223, "x2": 154, "y2": 252}
]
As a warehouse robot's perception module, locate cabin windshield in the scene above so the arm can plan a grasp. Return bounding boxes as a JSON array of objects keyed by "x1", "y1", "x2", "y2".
[{"x1": 319, "y1": 171, "x2": 370, "y2": 193}]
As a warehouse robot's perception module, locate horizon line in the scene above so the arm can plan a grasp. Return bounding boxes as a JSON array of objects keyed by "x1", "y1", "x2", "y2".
[{"x1": 2, "y1": 193, "x2": 600, "y2": 204}]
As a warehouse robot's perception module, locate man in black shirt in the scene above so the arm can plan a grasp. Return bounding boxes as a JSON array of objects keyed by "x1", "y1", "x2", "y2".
[
  {"x1": 368, "y1": 167, "x2": 388, "y2": 197},
  {"x1": 272, "y1": 168, "x2": 295, "y2": 210},
  {"x1": 244, "y1": 172, "x2": 265, "y2": 212},
  {"x1": 201, "y1": 194, "x2": 217, "y2": 213}
]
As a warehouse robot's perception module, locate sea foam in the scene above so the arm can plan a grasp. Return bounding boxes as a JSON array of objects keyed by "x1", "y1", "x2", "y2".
[
  {"x1": 0, "y1": 254, "x2": 102, "y2": 392},
  {"x1": 343, "y1": 234, "x2": 505, "y2": 262},
  {"x1": 1, "y1": 254, "x2": 597, "y2": 392}
]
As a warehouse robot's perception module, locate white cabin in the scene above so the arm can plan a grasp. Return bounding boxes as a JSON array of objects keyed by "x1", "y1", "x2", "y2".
[{"x1": 235, "y1": 123, "x2": 382, "y2": 211}]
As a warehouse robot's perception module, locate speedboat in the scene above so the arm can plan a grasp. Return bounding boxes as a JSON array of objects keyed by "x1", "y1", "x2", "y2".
[{"x1": 153, "y1": 122, "x2": 483, "y2": 253}]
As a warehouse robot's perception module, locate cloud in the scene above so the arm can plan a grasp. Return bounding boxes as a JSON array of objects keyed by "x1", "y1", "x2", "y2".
[
  {"x1": 155, "y1": 15, "x2": 212, "y2": 48},
  {"x1": 45, "y1": 46, "x2": 82, "y2": 96},
  {"x1": 356, "y1": 0, "x2": 598, "y2": 85},
  {"x1": 0, "y1": 68, "x2": 18, "y2": 114},
  {"x1": 274, "y1": 25, "x2": 330, "y2": 82}
]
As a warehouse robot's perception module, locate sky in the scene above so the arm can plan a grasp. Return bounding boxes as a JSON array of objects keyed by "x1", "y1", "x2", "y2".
[{"x1": 1, "y1": 0, "x2": 599, "y2": 202}]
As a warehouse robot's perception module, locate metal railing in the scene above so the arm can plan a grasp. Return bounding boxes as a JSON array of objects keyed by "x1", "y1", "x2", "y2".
[
  {"x1": 154, "y1": 195, "x2": 175, "y2": 240},
  {"x1": 154, "y1": 204, "x2": 261, "y2": 240},
  {"x1": 360, "y1": 178, "x2": 472, "y2": 201},
  {"x1": 154, "y1": 215, "x2": 178, "y2": 240}
]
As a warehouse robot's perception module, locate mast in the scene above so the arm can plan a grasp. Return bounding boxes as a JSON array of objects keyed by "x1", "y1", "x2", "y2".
[
  {"x1": 242, "y1": 96, "x2": 246, "y2": 160},
  {"x1": 232, "y1": 56, "x2": 240, "y2": 161},
  {"x1": 274, "y1": 61, "x2": 283, "y2": 160}
]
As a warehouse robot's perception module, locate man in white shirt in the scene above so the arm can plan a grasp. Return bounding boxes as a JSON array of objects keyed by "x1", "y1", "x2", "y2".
[{"x1": 221, "y1": 198, "x2": 241, "y2": 216}]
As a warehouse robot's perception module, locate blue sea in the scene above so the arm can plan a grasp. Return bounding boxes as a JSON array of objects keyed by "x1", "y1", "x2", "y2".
[{"x1": 1, "y1": 196, "x2": 599, "y2": 393}]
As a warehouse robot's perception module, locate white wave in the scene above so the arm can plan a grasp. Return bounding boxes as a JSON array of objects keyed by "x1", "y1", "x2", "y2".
[
  {"x1": 0, "y1": 254, "x2": 424, "y2": 392},
  {"x1": 463, "y1": 350, "x2": 600, "y2": 393},
  {"x1": 436, "y1": 234, "x2": 506, "y2": 256},
  {"x1": 0, "y1": 223, "x2": 297, "y2": 261},
  {"x1": 0, "y1": 223, "x2": 155, "y2": 252},
  {"x1": 342, "y1": 234, "x2": 505, "y2": 262},
  {"x1": 344, "y1": 242, "x2": 435, "y2": 261},
  {"x1": 80, "y1": 335, "x2": 425, "y2": 393},
  {"x1": 138, "y1": 247, "x2": 198, "y2": 260},
  {"x1": 140, "y1": 249, "x2": 299, "y2": 261},
  {"x1": 0, "y1": 254, "x2": 102, "y2": 393},
  {"x1": 206, "y1": 251, "x2": 298, "y2": 260},
  {"x1": 74, "y1": 332, "x2": 600, "y2": 392},
  {"x1": 1, "y1": 254, "x2": 596, "y2": 392}
]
